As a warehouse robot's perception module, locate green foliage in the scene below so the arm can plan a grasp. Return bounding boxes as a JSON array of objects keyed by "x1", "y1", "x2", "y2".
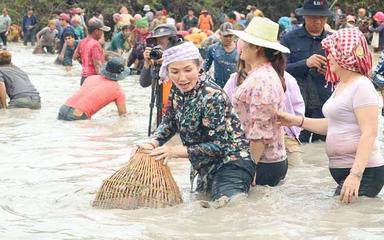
[{"x1": 0, "y1": 0, "x2": 382, "y2": 29}]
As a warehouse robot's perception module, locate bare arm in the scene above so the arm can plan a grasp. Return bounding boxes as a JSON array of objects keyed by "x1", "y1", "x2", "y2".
[
  {"x1": 351, "y1": 106, "x2": 378, "y2": 174},
  {"x1": 116, "y1": 102, "x2": 127, "y2": 116},
  {"x1": 339, "y1": 105, "x2": 379, "y2": 204},
  {"x1": 58, "y1": 41, "x2": 67, "y2": 60},
  {"x1": 0, "y1": 82, "x2": 7, "y2": 109},
  {"x1": 300, "y1": 117, "x2": 328, "y2": 135},
  {"x1": 277, "y1": 111, "x2": 328, "y2": 135},
  {"x1": 93, "y1": 58, "x2": 102, "y2": 75},
  {"x1": 73, "y1": 46, "x2": 80, "y2": 61}
]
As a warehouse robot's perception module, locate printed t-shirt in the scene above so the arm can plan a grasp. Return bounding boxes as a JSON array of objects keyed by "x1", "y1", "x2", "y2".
[{"x1": 76, "y1": 37, "x2": 104, "y2": 77}]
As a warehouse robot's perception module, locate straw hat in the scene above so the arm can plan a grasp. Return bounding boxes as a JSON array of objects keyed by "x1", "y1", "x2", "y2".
[{"x1": 229, "y1": 17, "x2": 290, "y2": 53}]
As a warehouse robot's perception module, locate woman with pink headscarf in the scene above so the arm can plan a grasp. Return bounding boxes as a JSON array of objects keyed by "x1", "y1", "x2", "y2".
[
  {"x1": 278, "y1": 28, "x2": 384, "y2": 204},
  {"x1": 369, "y1": 11, "x2": 384, "y2": 51}
]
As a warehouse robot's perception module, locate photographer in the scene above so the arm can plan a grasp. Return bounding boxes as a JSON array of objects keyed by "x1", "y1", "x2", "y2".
[
  {"x1": 139, "y1": 24, "x2": 180, "y2": 88},
  {"x1": 140, "y1": 24, "x2": 181, "y2": 135}
]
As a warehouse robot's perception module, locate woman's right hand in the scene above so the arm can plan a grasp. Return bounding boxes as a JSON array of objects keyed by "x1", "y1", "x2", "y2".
[
  {"x1": 131, "y1": 140, "x2": 158, "y2": 157},
  {"x1": 276, "y1": 111, "x2": 302, "y2": 127}
]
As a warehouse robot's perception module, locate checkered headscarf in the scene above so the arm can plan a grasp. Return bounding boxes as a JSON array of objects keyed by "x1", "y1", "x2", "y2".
[
  {"x1": 159, "y1": 41, "x2": 202, "y2": 79},
  {"x1": 321, "y1": 28, "x2": 372, "y2": 84}
]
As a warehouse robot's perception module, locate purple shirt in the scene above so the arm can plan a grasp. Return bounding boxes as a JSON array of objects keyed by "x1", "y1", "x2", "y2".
[
  {"x1": 224, "y1": 71, "x2": 305, "y2": 139},
  {"x1": 284, "y1": 72, "x2": 305, "y2": 139}
]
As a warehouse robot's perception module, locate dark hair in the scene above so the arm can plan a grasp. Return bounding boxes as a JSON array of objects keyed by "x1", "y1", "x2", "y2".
[
  {"x1": 64, "y1": 32, "x2": 75, "y2": 38},
  {"x1": 264, "y1": 47, "x2": 287, "y2": 91},
  {"x1": 236, "y1": 59, "x2": 248, "y2": 86},
  {"x1": 88, "y1": 26, "x2": 98, "y2": 34},
  {"x1": 121, "y1": 25, "x2": 130, "y2": 31},
  {"x1": 227, "y1": 12, "x2": 236, "y2": 20}
]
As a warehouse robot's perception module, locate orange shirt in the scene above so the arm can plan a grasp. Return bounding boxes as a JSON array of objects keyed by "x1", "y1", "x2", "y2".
[
  {"x1": 65, "y1": 75, "x2": 125, "y2": 118},
  {"x1": 198, "y1": 14, "x2": 212, "y2": 32}
]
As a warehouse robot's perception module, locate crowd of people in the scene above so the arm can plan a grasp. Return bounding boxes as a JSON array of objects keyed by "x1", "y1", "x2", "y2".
[{"x1": 0, "y1": 0, "x2": 384, "y2": 207}]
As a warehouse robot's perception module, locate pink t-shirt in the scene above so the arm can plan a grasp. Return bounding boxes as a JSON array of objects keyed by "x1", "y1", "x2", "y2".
[
  {"x1": 233, "y1": 63, "x2": 286, "y2": 163},
  {"x1": 65, "y1": 75, "x2": 125, "y2": 118},
  {"x1": 323, "y1": 77, "x2": 384, "y2": 168},
  {"x1": 76, "y1": 37, "x2": 104, "y2": 77}
]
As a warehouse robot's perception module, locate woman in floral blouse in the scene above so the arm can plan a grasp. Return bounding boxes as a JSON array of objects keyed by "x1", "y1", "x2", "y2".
[
  {"x1": 139, "y1": 41, "x2": 256, "y2": 203},
  {"x1": 230, "y1": 17, "x2": 290, "y2": 186}
]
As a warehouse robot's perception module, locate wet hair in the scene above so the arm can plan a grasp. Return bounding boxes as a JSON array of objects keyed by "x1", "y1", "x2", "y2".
[
  {"x1": 236, "y1": 59, "x2": 248, "y2": 86},
  {"x1": 64, "y1": 32, "x2": 75, "y2": 39},
  {"x1": 0, "y1": 51, "x2": 12, "y2": 65},
  {"x1": 264, "y1": 47, "x2": 287, "y2": 91}
]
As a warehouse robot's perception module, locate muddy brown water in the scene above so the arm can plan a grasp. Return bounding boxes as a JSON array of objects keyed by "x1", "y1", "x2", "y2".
[{"x1": 0, "y1": 43, "x2": 383, "y2": 239}]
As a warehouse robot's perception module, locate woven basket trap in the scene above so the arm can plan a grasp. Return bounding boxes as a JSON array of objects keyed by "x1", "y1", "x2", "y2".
[{"x1": 93, "y1": 148, "x2": 183, "y2": 210}]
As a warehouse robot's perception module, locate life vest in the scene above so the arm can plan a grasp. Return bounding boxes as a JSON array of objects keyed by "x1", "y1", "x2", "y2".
[{"x1": 162, "y1": 79, "x2": 172, "y2": 114}]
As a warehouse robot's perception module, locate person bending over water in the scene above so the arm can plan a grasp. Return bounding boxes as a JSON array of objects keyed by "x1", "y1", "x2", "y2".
[
  {"x1": 57, "y1": 57, "x2": 128, "y2": 120},
  {"x1": 278, "y1": 28, "x2": 384, "y2": 204},
  {"x1": 138, "y1": 41, "x2": 256, "y2": 206},
  {"x1": 0, "y1": 50, "x2": 41, "y2": 109}
]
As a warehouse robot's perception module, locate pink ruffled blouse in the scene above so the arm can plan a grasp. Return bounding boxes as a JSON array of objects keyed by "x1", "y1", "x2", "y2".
[{"x1": 233, "y1": 63, "x2": 287, "y2": 163}]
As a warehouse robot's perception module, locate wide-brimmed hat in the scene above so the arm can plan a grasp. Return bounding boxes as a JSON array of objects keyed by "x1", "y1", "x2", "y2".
[
  {"x1": 149, "y1": 24, "x2": 178, "y2": 38},
  {"x1": 295, "y1": 0, "x2": 333, "y2": 17},
  {"x1": 143, "y1": 5, "x2": 151, "y2": 12},
  {"x1": 100, "y1": 57, "x2": 130, "y2": 81},
  {"x1": 229, "y1": 17, "x2": 290, "y2": 53}
]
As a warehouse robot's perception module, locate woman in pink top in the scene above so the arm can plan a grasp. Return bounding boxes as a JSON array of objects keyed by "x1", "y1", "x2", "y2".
[
  {"x1": 230, "y1": 17, "x2": 291, "y2": 186},
  {"x1": 278, "y1": 28, "x2": 384, "y2": 204}
]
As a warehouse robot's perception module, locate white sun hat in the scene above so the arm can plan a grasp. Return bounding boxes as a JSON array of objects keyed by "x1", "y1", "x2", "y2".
[{"x1": 230, "y1": 17, "x2": 290, "y2": 53}]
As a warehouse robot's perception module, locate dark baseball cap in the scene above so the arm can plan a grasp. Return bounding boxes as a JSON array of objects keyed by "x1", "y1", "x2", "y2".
[{"x1": 88, "y1": 17, "x2": 111, "y2": 32}]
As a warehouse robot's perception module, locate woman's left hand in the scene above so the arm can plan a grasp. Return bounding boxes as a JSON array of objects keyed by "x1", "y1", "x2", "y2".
[
  {"x1": 340, "y1": 174, "x2": 361, "y2": 204},
  {"x1": 150, "y1": 146, "x2": 173, "y2": 165}
]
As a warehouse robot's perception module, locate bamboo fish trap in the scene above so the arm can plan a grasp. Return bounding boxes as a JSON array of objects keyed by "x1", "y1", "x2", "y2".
[{"x1": 93, "y1": 148, "x2": 183, "y2": 210}]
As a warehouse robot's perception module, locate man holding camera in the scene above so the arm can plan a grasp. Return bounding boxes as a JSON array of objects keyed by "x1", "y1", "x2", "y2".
[
  {"x1": 139, "y1": 24, "x2": 180, "y2": 134},
  {"x1": 140, "y1": 24, "x2": 180, "y2": 103}
]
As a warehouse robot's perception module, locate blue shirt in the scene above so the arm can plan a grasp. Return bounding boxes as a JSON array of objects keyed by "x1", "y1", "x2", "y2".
[
  {"x1": 203, "y1": 42, "x2": 237, "y2": 88},
  {"x1": 22, "y1": 15, "x2": 37, "y2": 33},
  {"x1": 281, "y1": 26, "x2": 333, "y2": 106}
]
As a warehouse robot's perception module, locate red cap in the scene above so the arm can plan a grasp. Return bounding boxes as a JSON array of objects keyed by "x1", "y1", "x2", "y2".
[{"x1": 59, "y1": 13, "x2": 70, "y2": 22}]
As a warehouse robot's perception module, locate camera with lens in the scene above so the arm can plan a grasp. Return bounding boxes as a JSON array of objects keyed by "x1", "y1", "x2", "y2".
[{"x1": 149, "y1": 46, "x2": 163, "y2": 60}]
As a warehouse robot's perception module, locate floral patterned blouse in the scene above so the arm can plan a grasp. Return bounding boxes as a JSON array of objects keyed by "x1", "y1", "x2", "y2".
[
  {"x1": 152, "y1": 74, "x2": 252, "y2": 192},
  {"x1": 233, "y1": 63, "x2": 287, "y2": 163}
]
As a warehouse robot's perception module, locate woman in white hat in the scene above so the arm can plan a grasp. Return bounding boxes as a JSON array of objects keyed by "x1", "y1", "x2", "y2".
[{"x1": 230, "y1": 17, "x2": 290, "y2": 186}]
